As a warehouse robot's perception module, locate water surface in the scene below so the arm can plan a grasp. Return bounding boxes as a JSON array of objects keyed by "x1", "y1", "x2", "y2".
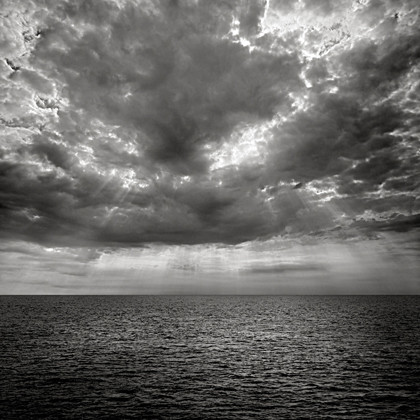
[{"x1": 1, "y1": 296, "x2": 419, "y2": 418}]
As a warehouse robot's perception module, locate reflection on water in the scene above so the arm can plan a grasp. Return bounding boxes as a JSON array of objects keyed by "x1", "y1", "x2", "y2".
[{"x1": 1, "y1": 295, "x2": 419, "y2": 419}]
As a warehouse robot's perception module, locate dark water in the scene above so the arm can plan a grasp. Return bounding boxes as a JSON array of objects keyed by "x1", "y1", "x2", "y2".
[{"x1": 0, "y1": 296, "x2": 419, "y2": 419}]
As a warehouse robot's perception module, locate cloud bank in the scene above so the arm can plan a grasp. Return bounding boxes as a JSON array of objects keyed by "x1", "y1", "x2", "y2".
[{"x1": 0, "y1": 0, "x2": 419, "y2": 248}]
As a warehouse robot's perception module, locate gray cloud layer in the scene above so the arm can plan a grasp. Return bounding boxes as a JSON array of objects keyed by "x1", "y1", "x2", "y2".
[{"x1": 0, "y1": 0, "x2": 419, "y2": 247}]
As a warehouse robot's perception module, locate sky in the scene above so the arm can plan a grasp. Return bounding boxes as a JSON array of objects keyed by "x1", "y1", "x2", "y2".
[{"x1": 0, "y1": 0, "x2": 419, "y2": 294}]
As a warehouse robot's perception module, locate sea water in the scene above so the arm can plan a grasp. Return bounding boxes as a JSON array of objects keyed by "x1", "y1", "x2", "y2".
[{"x1": 1, "y1": 295, "x2": 419, "y2": 418}]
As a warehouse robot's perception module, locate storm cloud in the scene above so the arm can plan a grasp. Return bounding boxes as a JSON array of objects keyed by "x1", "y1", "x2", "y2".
[{"x1": 0, "y1": 0, "x2": 419, "y2": 249}]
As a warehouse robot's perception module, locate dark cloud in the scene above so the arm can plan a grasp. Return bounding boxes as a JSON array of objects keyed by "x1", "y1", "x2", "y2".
[
  {"x1": 0, "y1": 0, "x2": 418, "y2": 248},
  {"x1": 243, "y1": 262, "x2": 327, "y2": 274},
  {"x1": 32, "y1": 0, "x2": 299, "y2": 174},
  {"x1": 30, "y1": 139, "x2": 74, "y2": 170},
  {"x1": 352, "y1": 213, "x2": 420, "y2": 233}
]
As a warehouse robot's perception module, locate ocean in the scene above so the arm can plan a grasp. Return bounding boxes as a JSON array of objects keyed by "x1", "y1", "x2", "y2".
[{"x1": 0, "y1": 296, "x2": 419, "y2": 419}]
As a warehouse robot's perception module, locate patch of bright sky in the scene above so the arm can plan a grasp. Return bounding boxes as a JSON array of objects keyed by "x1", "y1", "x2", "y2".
[
  {"x1": 209, "y1": 119, "x2": 274, "y2": 170},
  {"x1": 211, "y1": 2, "x2": 378, "y2": 173}
]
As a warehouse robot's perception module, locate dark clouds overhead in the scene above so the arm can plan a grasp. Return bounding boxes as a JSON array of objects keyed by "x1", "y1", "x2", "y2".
[{"x1": 0, "y1": 0, "x2": 419, "y2": 247}]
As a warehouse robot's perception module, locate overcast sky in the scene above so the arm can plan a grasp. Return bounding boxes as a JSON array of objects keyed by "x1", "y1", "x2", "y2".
[{"x1": 0, "y1": 0, "x2": 419, "y2": 294}]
